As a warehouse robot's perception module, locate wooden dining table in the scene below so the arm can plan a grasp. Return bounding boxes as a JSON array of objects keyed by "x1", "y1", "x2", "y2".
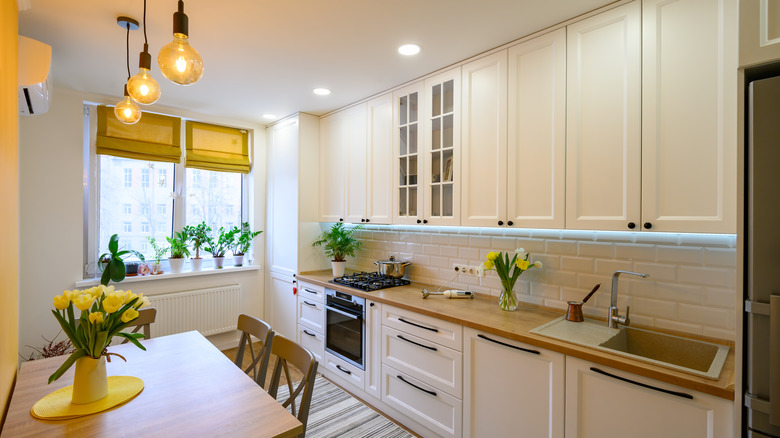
[{"x1": 3, "y1": 331, "x2": 303, "y2": 437}]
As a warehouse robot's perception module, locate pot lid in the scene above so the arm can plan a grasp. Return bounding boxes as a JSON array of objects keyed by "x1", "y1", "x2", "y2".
[{"x1": 375, "y1": 255, "x2": 410, "y2": 265}]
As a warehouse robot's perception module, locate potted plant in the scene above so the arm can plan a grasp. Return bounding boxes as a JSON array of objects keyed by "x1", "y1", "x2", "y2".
[
  {"x1": 146, "y1": 236, "x2": 168, "y2": 275},
  {"x1": 231, "y1": 222, "x2": 262, "y2": 267},
  {"x1": 312, "y1": 223, "x2": 363, "y2": 277},
  {"x1": 166, "y1": 230, "x2": 190, "y2": 274},
  {"x1": 205, "y1": 226, "x2": 235, "y2": 269},
  {"x1": 183, "y1": 222, "x2": 212, "y2": 272},
  {"x1": 98, "y1": 234, "x2": 145, "y2": 286}
]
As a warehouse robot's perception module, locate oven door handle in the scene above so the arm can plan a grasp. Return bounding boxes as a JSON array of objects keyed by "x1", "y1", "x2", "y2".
[{"x1": 327, "y1": 305, "x2": 362, "y2": 320}]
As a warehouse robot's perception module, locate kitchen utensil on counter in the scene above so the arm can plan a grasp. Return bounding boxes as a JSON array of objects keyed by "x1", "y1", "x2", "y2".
[
  {"x1": 565, "y1": 283, "x2": 600, "y2": 322},
  {"x1": 374, "y1": 255, "x2": 411, "y2": 278},
  {"x1": 422, "y1": 289, "x2": 474, "y2": 299}
]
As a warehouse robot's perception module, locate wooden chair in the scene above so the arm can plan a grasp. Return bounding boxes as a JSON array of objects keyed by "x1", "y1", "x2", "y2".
[
  {"x1": 267, "y1": 335, "x2": 318, "y2": 438},
  {"x1": 122, "y1": 307, "x2": 156, "y2": 343},
  {"x1": 234, "y1": 314, "x2": 274, "y2": 389}
]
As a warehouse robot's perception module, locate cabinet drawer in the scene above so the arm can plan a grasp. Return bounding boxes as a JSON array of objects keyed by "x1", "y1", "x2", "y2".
[
  {"x1": 297, "y1": 296, "x2": 325, "y2": 333},
  {"x1": 296, "y1": 324, "x2": 323, "y2": 364},
  {"x1": 382, "y1": 326, "x2": 462, "y2": 398},
  {"x1": 297, "y1": 281, "x2": 324, "y2": 303},
  {"x1": 324, "y1": 352, "x2": 364, "y2": 392},
  {"x1": 382, "y1": 364, "x2": 462, "y2": 438},
  {"x1": 382, "y1": 305, "x2": 463, "y2": 350}
]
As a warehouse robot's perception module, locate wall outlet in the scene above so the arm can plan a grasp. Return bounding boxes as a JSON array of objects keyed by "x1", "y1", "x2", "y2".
[{"x1": 453, "y1": 263, "x2": 484, "y2": 278}]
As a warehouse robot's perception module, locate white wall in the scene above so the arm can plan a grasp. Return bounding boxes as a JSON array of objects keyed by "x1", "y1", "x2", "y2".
[
  {"x1": 18, "y1": 87, "x2": 268, "y2": 358},
  {"x1": 350, "y1": 226, "x2": 737, "y2": 341}
]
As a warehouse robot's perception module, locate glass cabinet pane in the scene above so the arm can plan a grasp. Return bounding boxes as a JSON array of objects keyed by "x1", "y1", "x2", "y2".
[
  {"x1": 399, "y1": 96, "x2": 408, "y2": 125},
  {"x1": 399, "y1": 157, "x2": 408, "y2": 186},
  {"x1": 409, "y1": 93, "x2": 418, "y2": 123},
  {"x1": 409, "y1": 187, "x2": 417, "y2": 216},
  {"x1": 432, "y1": 118, "x2": 441, "y2": 150},
  {"x1": 443, "y1": 80, "x2": 454, "y2": 114},
  {"x1": 431, "y1": 185, "x2": 441, "y2": 216},
  {"x1": 443, "y1": 114, "x2": 453, "y2": 149},
  {"x1": 432, "y1": 84, "x2": 441, "y2": 117},
  {"x1": 443, "y1": 184, "x2": 453, "y2": 216},
  {"x1": 443, "y1": 149, "x2": 453, "y2": 182},
  {"x1": 409, "y1": 155, "x2": 417, "y2": 185},
  {"x1": 399, "y1": 188, "x2": 407, "y2": 216},
  {"x1": 431, "y1": 150, "x2": 441, "y2": 183},
  {"x1": 409, "y1": 124, "x2": 418, "y2": 154},
  {"x1": 399, "y1": 126, "x2": 407, "y2": 155}
]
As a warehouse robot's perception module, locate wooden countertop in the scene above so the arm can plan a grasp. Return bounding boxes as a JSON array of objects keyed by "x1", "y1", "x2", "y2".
[{"x1": 298, "y1": 270, "x2": 735, "y2": 400}]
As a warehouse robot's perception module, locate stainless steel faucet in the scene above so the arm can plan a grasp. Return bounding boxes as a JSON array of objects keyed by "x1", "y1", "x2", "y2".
[{"x1": 609, "y1": 270, "x2": 649, "y2": 328}]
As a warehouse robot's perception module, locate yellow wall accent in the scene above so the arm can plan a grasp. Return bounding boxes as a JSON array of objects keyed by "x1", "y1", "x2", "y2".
[{"x1": 0, "y1": 0, "x2": 19, "y2": 430}]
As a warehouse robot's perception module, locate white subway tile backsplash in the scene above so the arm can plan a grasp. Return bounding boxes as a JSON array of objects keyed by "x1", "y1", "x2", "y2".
[{"x1": 352, "y1": 227, "x2": 737, "y2": 340}]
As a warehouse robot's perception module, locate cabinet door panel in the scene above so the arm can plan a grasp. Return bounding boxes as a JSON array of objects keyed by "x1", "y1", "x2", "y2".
[
  {"x1": 366, "y1": 94, "x2": 394, "y2": 224},
  {"x1": 461, "y1": 51, "x2": 507, "y2": 227},
  {"x1": 507, "y1": 28, "x2": 566, "y2": 229},
  {"x1": 641, "y1": 0, "x2": 736, "y2": 233},
  {"x1": 297, "y1": 324, "x2": 324, "y2": 364},
  {"x1": 346, "y1": 104, "x2": 368, "y2": 224},
  {"x1": 566, "y1": 2, "x2": 642, "y2": 231},
  {"x1": 268, "y1": 118, "x2": 299, "y2": 276},
  {"x1": 318, "y1": 112, "x2": 347, "y2": 222},
  {"x1": 393, "y1": 83, "x2": 425, "y2": 225},
  {"x1": 268, "y1": 271, "x2": 297, "y2": 340}
]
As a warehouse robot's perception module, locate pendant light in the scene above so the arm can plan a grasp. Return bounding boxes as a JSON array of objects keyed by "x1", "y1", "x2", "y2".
[
  {"x1": 115, "y1": 17, "x2": 142, "y2": 124},
  {"x1": 127, "y1": 0, "x2": 161, "y2": 104},
  {"x1": 158, "y1": 0, "x2": 204, "y2": 85}
]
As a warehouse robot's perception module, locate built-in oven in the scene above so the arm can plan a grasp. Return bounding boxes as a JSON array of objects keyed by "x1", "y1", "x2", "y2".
[{"x1": 325, "y1": 288, "x2": 365, "y2": 370}]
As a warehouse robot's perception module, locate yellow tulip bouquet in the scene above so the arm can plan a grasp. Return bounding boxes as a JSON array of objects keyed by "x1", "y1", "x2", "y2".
[
  {"x1": 48, "y1": 285, "x2": 150, "y2": 384},
  {"x1": 483, "y1": 248, "x2": 542, "y2": 310}
]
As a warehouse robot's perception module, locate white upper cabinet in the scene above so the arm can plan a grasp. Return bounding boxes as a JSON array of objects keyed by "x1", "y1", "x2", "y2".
[
  {"x1": 641, "y1": 0, "x2": 737, "y2": 233},
  {"x1": 739, "y1": 0, "x2": 780, "y2": 67},
  {"x1": 461, "y1": 51, "x2": 508, "y2": 228},
  {"x1": 365, "y1": 94, "x2": 394, "y2": 224},
  {"x1": 508, "y1": 28, "x2": 567, "y2": 229},
  {"x1": 423, "y1": 68, "x2": 461, "y2": 226},
  {"x1": 393, "y1": 82, "x2": 425, "y2": 225},
  {"x1": 345, "y1": 103, "x2": 368, "y2": 224},
  {"x1": 565, "y1": 1, "x2": 642, "y2": 231},
  {"x1": 318, "y1": 111, "x2": 347, "y2": 223}
]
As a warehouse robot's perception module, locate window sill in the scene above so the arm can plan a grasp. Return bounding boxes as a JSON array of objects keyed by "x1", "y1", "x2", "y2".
[{"x1": 74, "y1": 265, "x2": 261, "y2": 288}]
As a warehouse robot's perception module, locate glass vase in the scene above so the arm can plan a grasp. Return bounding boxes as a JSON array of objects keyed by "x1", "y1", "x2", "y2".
[
  {"x1": 498, "y1": 285, "x2": 518, "y2": 311},
  {"x1": 71, "y1": 356, "x2": 109, "y2": 404}
]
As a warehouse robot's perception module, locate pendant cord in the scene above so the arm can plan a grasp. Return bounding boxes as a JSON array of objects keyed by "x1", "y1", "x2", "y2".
[
  {"x1": 142, "y1": 0, "x2": 148, "y2": 45},
  {"x1": 125, "y1": 23, "x2": 131, "y2": 80}
]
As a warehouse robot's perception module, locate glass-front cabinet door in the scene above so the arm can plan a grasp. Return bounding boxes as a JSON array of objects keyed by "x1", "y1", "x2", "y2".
[
  {"x1": 424, "y1": 68, "x2": 461, "y2": 225},
  {"x1": 393, "y1": 82, "x2": 424, "y2": 224}
]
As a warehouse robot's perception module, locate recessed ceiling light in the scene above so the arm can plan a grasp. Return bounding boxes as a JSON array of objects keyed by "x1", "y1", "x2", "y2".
[
  {"x1": 262, "y1": 114, "x2": 277, "y2": 120},
  {"x1": 313, "y1": 88, "x2": 331, "y2": 96},
  {"x1": 398, "y1": 44, "x2": 421, "y2": 56}
]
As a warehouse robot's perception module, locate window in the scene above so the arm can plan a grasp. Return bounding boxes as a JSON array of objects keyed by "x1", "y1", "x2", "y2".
[
  {"x1": 141, "y1": 222, "x2": 150, "y2": 233},
  {"x1": 123, "y1": 168, "x2": 132, "y2": 188},
  {"x1": 186, "y1": 168, "x2": 243, "y2": 231},
  {"x1": 158, "y1": 169, "x2": 168, "y2": 187},
  {"x1": 141, "y1": 168, "x2": 150, "y2": 188},
  {"x1": 123, "y1": 204, "x2": 131, "y2": 215},
  {"x1": 157, "y1": 203, "x2": 166, "y2": 215},
  {"x1": 123, "y1": 222, "x2": 132, "y2": 233},
  {"x1": 141, "y1": 205, "x2": 150, "y2": 216},
  {"x1": 156, "y1": 222, "x2": 169, "y2": 233}
]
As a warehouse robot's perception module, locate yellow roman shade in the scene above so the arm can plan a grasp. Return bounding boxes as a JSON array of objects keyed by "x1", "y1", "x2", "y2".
[
  {"x1": 185, "y1": 121, "x2": 250, "y2": 173},
  {"x1": 96, "y1": 105, "x2": 182, "y2": 163}
]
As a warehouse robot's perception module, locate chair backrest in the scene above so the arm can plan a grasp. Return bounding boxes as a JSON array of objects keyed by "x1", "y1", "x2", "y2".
[
  {"x1": 235, "y1": 314, "x2": 274, "y2": 389},
  {"x1": 122, "y1": 307, "x2": 156, "y2": 343},
  {"x1": 267, "y1": 335, "x2": 318, "y2": 437}
]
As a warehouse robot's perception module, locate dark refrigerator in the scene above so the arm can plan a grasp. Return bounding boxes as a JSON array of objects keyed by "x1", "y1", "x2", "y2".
[{"x1": 746, "y1": 74, "x2": 780, "y2": 438}]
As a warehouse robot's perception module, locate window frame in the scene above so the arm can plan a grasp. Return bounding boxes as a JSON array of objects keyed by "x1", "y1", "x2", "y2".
[{"x1": 83, "y1": 104, "x2": 252, "y2": 278}]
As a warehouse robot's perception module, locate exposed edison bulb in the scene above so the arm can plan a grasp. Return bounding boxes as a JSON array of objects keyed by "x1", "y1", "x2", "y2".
[
  {"x1": 127, "y1": 67, "x2": 161, "y2": 105},
  {"x1": 158, "y1": 35, "x2": 203, "y2": 85},
  {"x1": 115, "y1": 90, "x2": 141, "y2": 124}
]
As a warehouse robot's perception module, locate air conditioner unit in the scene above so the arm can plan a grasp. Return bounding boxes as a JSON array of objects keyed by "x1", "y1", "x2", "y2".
[{"x1": 18, "y1": 35, "x2": 52, "y2": 116}]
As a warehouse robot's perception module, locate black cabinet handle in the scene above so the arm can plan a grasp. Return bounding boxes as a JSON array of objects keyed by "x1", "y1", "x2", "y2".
[
  {"x1": 589, "y1": 367, "x2": 693, "y2": 400},
  {"x1": 397, "y1": 375, "x2": 437, "y2": 397},
  {"x1": 336, "y1": 364, "x2": 351, "y2": 375},
  {"x1": 498, "y1": 220, "x2": 504, "y2": 226},
  {"x1": 627, "y1": 222, "x2": 636, "y2": 229},
  {"x1": 507, "y1": 221, "x2": 513, "y2": 226},
  {"x1": 369, "y1": 302, "x2": 375, "y2": 307},
  {"x1": 423, "y1": 219, "x2": 428, "y2": 224},
  {"x1": 643, "y1": 222, "x2": 652, "y2": 229},
  {"x1": 478, "y1": 334, "x2": 540, "y2": 355},
  {"x1": 302, "y1": 329, "x2": 316, "y2": 337},
  {"x1": 303, "y1": 288, "x2": 318, "y2": 295},
  {"x1": 361, "y1": 218, "x2": 365, "y2": 222},
  {"x1": 398, "y1": 317, "x2": 439, "y2": 333},
  {"x1": 397, "y1": 334, "x2": 437, "y2": 351},
  {"x1": 365, "y1": 219, "x2": 370, "y2": 223},
  {"x1": 339, "y1": 218, "x2": 344, "y2": 222},
  {"x1": 417, "y1": 219, "x2": 422, "y2": 224},
  {"x1": 303, "y1": 300, "x2": 317, "y2": 307}
]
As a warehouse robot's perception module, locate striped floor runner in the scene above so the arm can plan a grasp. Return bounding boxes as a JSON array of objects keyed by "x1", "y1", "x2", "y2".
[{"x1": 276, "y1": 375, "x2": 414, "y2": 438}]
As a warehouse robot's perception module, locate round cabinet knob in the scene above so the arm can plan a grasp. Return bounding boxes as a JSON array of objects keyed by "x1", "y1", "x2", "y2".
[
  {"x1": 365, "y1": 219, "x2": 370, "y2": 223},
  {"x1": 339, "y1": 218, "x2": 344, "y2": 222},
  {"x1": 369, "y1": 302, "x2": 375, "y2": 307},
  {"x1": 361, "y1": 218, "x2": 365, "y2": 222},
  {"x1": 417, "y1": 219, "x2": 422, "y2": 224},
  {"x1": 498, "y1": 221, "x2": 504, "y2": 226},
  {"x1": 423, "y1": 219, "x2": 428, "y2": 224},
  {"x1": 627, "y1": 222, "x2": 636, "y2": 229},
  {"x1": 507, "y1": 221, "x2": 514, "y2": 226},
  {"x1": 643, "y1": 222, "x2": 653, "y2": 229}
]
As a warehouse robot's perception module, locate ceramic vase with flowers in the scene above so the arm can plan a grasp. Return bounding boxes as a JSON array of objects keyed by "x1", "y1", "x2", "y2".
[
  {"x1": 49, "y1": 285, "x2": 150, "y2": 404},
  {"x1": 483, "y1": 248, "x2": 542, "y2": 311}
]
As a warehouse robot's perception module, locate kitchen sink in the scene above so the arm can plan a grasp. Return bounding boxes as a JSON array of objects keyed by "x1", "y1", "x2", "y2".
[{"x1": 530, "y1": 317, "x2": 729, "y2": 380}]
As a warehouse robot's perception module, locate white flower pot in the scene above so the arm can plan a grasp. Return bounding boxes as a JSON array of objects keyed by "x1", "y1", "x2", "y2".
[
  {"x1": 169, "y1": 258, "x2": 185, "y2": 274},
  {"x1": 71, "y1": 356, "x2": 108, "y2": 404},
  {"x1": 213, "y1": 256, "x2": 225, "y2": 269},
  {"x1": 191, "y1": 258, "x2": 203, "y2": 271},
  {"x1": 331, "y1": 260, "x2": 346, "y2": 277},
  {"x1": 233, "y1": 255, "x2": 244, "y2": 266}
]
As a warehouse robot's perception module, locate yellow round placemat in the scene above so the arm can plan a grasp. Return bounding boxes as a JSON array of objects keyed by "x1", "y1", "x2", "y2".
[{"x1": 31, "y1": 376, "x2": 144, "y2": 420}]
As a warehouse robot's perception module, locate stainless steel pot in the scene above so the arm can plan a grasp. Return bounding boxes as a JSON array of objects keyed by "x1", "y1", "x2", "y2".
[{"x1": 374, "y1": 255, "x2": 411, "y2": 278}]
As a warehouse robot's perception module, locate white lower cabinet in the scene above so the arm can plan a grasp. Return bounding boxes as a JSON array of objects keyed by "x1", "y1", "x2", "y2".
[
  {"x1": 565, "y1": 356, "x2": 733, "y2": 438},
  {"x1": 382, "y1": 364, "x2": 462, "y2": 438},
  {"x1": 324, "y1": 351, "x2": 365, "y2": 391},
  {"x1": 297, "y1": 324, "x2": 324, "y2": 363},
  {"x1": 295, "y1": 281, "x2": 325, "y2": 363},
  {"x1": 463, "y1": 328, "x2": 564, "y2": 438},
  {"x1": 366, "y1": 300, "x2": 382, "y2": 399}
]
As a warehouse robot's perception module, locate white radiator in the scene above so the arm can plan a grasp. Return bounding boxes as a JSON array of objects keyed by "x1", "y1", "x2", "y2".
[{"x1": 149, "y1": 284, "x2": 242, "y2": 337}]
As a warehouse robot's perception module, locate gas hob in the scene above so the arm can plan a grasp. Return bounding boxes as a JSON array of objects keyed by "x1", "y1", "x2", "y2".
[{"x1": 330, "y1": 272, "x2": 411, "y2": 291}]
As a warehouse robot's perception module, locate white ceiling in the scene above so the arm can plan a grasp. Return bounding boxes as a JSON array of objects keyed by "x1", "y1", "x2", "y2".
[{"x1": 18, "y1": 0, "x2": 615, "y2": 125}]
